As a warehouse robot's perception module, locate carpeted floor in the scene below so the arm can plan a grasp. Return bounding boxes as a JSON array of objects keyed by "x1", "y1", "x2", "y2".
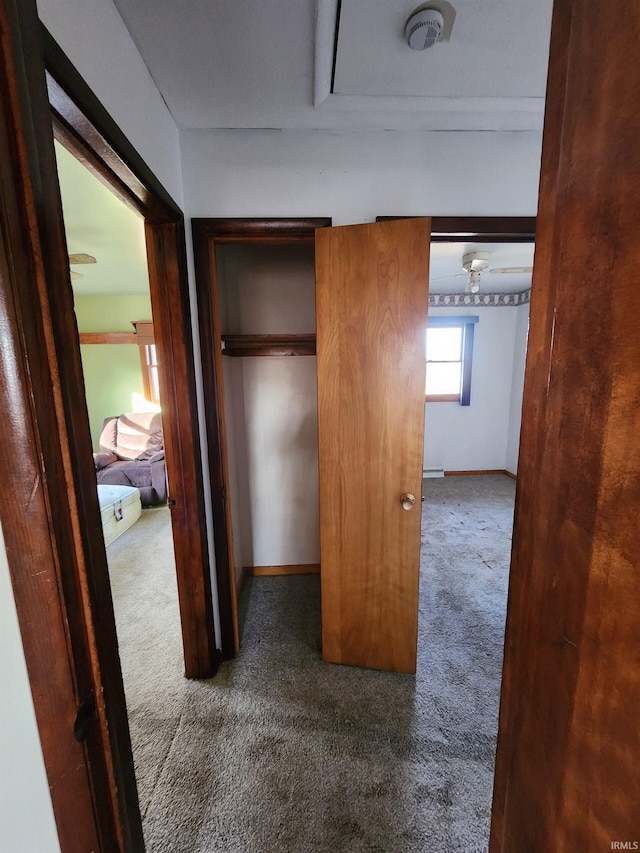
[{"x1": 107, "y1": 475, "x2": 515, "y2": 852}]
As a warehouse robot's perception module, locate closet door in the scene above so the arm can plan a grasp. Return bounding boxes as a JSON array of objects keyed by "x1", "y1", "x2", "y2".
[{"x1": 316, "y1": 218, "x2": 431, "y2": 674}]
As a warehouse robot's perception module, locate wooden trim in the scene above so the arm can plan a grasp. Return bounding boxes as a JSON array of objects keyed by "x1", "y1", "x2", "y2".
[
  {"x1": 78, "y1": 325, "x2": 154, "y2": 347},
  {"x1": 444, "y1": 469, "x2": 512, "y2": 476},
  {"x1": 193, "y1": 234, "x2": 239, "y2": 660},
  {"x1": 425, "y1": 393, "x2": 460, "y2": 402},
  {"x1": 236, "y1": 565, "x2": 246, "y2": 595},
  {"x1": 44, "y1": 26, "x2": 217, "y2": 680},
  {"x1": 376, "y1": 215, "x2": 536, "y2": 243},
  {"x1": 493, "y1": 0, "x2": 640, "y2": 844},
  {"x1": 138, "y1": 344, "x2": 153, "y2": 402},
  {"x1": 131, "y1": 320, "x2": 154, "y2": 345},
  {"x1": 193, "y1": 217, "x2": 331, "y2": 660},
  {"x1": 144, "y1": 220, "x2": 218, "y2": 678},
  {"x1": 79, "y1": 332, "x2": 138, "y2": 345},
  {"x1": 42, "y1": 26, "x2": 180, "y2": 220},
  {"x1": 222, "y1": 334, "x2": 316, "y2": 357},
  {"x1": 0, "y1": 1, "x2": 141, "y2": 846},
  {"x1": 79, "y1": 324, "x2": 155, "y2": 346},
  {"x1": 503, "y1": 470, "x2": 517, "y2": 481},
  {"x1": 246, "y1": 564, "x2": 321, "y2": 577},
  {"x1": 192, "y1": 217, "x2": 332, "y2": 243},
  {"x1": 460, "y1": 321, "x2": 474, "y2": 406}
]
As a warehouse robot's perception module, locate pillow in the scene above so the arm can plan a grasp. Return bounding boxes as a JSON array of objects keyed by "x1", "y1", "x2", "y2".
[
  {"x1": 136, "y1": 430, "x2": 164, "y2": 461},
  {"x1": 114, "y1": 413, "x2": 163, "y2": 461},
  {"x1": 94, "y1": 451, "x2": 118, "y2": 470}
]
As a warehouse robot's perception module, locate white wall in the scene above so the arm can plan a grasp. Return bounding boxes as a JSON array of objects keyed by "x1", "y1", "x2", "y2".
[
  {"x1": 181, "y1": 129, "x2": 542, "y2": 224},
  {"x1": 37, "y1": 0, "x2": 184, "y2": 206},
  {"x1": 505, "y1": 303, "x2": 530, "y2": 474},
  {"x1": 424, "y1": 307, "x2": 518, "y2": 472},
  {"x1": 218, "y1": 245, "x2": 320, "y2": 574},
  {"x1": 180, "y1": 127, "x2": 542, "y2": 478},
  {"x1": 240, "y1": 359, "x2": 320, "y2": 567},
  {"x1": 181, "y1": 128, "x2": 542, "y2": 484},
  {"x1": 0, "y1": 524, "x2": 60, "y2": 853}
]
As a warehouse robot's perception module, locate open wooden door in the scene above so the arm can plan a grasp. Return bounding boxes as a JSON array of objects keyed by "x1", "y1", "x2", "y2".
[{"x1": 316, "y1": 218, "x2": 431, "y2": 674}]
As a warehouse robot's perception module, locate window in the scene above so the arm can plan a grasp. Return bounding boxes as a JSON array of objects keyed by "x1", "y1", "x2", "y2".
[
  {"x1": 141, "y1": 343, "x2": 160, "y2": 404},
  {"x1": 131, "y1": 321, "x2": 160, "y2": 404},
  {"x1": 425, "y1": 316, "x2": 477, "y2": 405}
]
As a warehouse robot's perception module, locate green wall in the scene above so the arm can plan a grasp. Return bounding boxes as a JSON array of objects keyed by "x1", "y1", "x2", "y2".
[{"x1": 74, "y1": 295, "x2": 153, "y2": 450}]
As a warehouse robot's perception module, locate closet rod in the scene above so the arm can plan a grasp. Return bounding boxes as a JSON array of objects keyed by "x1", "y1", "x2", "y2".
[{"x1": 221, "y1": 334, "x2": 316, "y2": 357}]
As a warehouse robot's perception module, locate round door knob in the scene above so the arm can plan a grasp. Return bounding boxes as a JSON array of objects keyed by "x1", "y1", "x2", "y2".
[{"x1": 401, "y1": 493, "x2": 416, "y2": 511}]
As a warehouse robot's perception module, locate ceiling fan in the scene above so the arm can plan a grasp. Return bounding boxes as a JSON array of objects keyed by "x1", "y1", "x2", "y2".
[
  {"x1": 69, "y1": 252, "x2": 96, "y2": 280},
  {"x1": 431, "y1": 251, "x2": 533, "y2": 293}
]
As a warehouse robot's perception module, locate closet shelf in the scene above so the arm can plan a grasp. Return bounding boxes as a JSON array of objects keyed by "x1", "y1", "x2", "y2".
[{"x1": 221, "y1": 334, "x2": 316, "y2": 357}]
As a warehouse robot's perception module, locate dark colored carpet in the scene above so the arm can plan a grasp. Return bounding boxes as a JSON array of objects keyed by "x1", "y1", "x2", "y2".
[{"x1": 107, "y1": 475, "x2": 515, "y2": 852}]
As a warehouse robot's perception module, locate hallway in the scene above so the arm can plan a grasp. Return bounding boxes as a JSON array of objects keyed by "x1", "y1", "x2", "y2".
[{"x1": 109, "y1": 476, "x2": 515, "y2": 852}]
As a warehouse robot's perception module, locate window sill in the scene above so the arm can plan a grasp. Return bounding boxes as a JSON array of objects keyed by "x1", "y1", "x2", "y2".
[{"x1": 425, "y1": 394, "x2": 461, "y2": 403}]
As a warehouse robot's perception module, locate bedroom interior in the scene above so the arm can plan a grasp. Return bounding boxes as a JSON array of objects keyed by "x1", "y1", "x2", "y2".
[
  {"x1": 1, "y1": 0, "x2": 638, "y2": 850},
  {"x1": 55, "y1": 139, "x2": 172, "y2": 534},
  {"x1": 53, "y1": 131, "x2": 182, "y2": 775}
]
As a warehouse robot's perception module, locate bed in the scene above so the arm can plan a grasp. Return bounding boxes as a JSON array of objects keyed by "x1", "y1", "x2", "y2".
[{"x1": 97, "y1": 484, "x2": 142, "y2": 546}]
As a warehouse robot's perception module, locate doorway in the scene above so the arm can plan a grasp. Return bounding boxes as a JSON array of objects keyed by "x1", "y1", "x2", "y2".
[
  {"x1": 53, "y1": 136, "x2": 187, "y2": 821},
  {"x1": 45, "y1": 36, "x2": 217, "y2": 681},
  {"x1": 193, "y1": 218, "x2": 331, "y2": 658},
  {"x1": 198, "y1": 216, "x2": 535, "y2": 668},
  {"x1": 0, "y1": 10, "x2": 217, "y2": 846}
]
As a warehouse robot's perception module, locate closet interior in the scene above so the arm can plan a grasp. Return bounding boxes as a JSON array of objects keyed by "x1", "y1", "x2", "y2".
[{"x1": 215, "y1": 242, "x2": 321, "y2": 591}]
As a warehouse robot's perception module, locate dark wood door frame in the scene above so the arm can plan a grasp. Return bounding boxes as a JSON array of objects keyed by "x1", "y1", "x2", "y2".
[
  {"x1": 42, "y1": 27, "x2": 218, "y2": 681},
  {"x1": 192, "y1": 218, "x2": 331, "y2": 658},
  {"x1": 376, "y1": 215, "x2": 536, "y2": 243},
  {"x1": 193, "y1": 216, "x2": 532, "y2": 661},
  {"x1": 490, "y1": 0, "x2": 640, "y2": 847},
  {"x1": 1, "y1": 2, "x2": 215, "y2": 849}
]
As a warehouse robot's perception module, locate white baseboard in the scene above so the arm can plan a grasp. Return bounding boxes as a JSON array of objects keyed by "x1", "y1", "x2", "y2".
[{"x1": 423, "y1": 468, "x2": 445, "y2": 478}]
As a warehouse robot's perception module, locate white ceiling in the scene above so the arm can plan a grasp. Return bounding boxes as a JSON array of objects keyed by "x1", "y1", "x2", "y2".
[
  {"x1": 429, "y1": 242, "x2": 534, "y2": 294},
  {"x1": 54, "y1": 141, "x2": 150, "y2": 296},
  {"x1": 55, "y1": 0, "x2": 544, "y2": 300},
  {"x1": 112, "y1": 0, "x2": 553, "y2": 132},
  {"x1": 333, "y1": 1, "x2": 549, "y2": 98}
]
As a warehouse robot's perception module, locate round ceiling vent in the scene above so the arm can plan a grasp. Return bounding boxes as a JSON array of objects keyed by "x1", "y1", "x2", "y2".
[{"x1": 405, "y1": 7, "x2": 445, "y2": 50}]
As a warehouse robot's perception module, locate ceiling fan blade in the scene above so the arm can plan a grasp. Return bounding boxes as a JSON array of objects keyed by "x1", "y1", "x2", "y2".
[
  {"x1": 68, "y1": 253, "x2": 97, "y2": 265},
  {"x1": 70, "y1": 270, "x2": 83, "y2": 280},
  {"x1": 429, "y1": 272, "x2": 467, "y2": 283},
  {"x1": 488, "y1": 266, "x2": 533, "y2": 274}
]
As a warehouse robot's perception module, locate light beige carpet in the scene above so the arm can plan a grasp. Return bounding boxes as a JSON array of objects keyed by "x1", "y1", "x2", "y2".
[{"x1": 107, "y1": 476, "x2": 516, "y2": 852}]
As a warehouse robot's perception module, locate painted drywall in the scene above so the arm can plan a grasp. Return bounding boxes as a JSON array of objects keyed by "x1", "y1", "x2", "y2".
[
  {"x1": 74, "y1": 294, "x2": 152, "y2": 449},
  {"x1": 0, "y1": 523, "x2": 61, "y2": 853},
  {"x1": 424, "y1": 307, "x2": 518, "y2": 472},
  {"x1": 218, "y1": 244, "x2": 320, "y2": 573},
  {"x1": 36, "y1": 0, "x2": 184, "y2": 207},
  {"x1": 180, "y1": 127, "x2": 541, "y2": 482},
  {"x1": 180, "y1": 128, "x2": 542, "y2": 224},
  {"x1": 505, "y1": 303, "x2": 530, "y2": 474}
]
